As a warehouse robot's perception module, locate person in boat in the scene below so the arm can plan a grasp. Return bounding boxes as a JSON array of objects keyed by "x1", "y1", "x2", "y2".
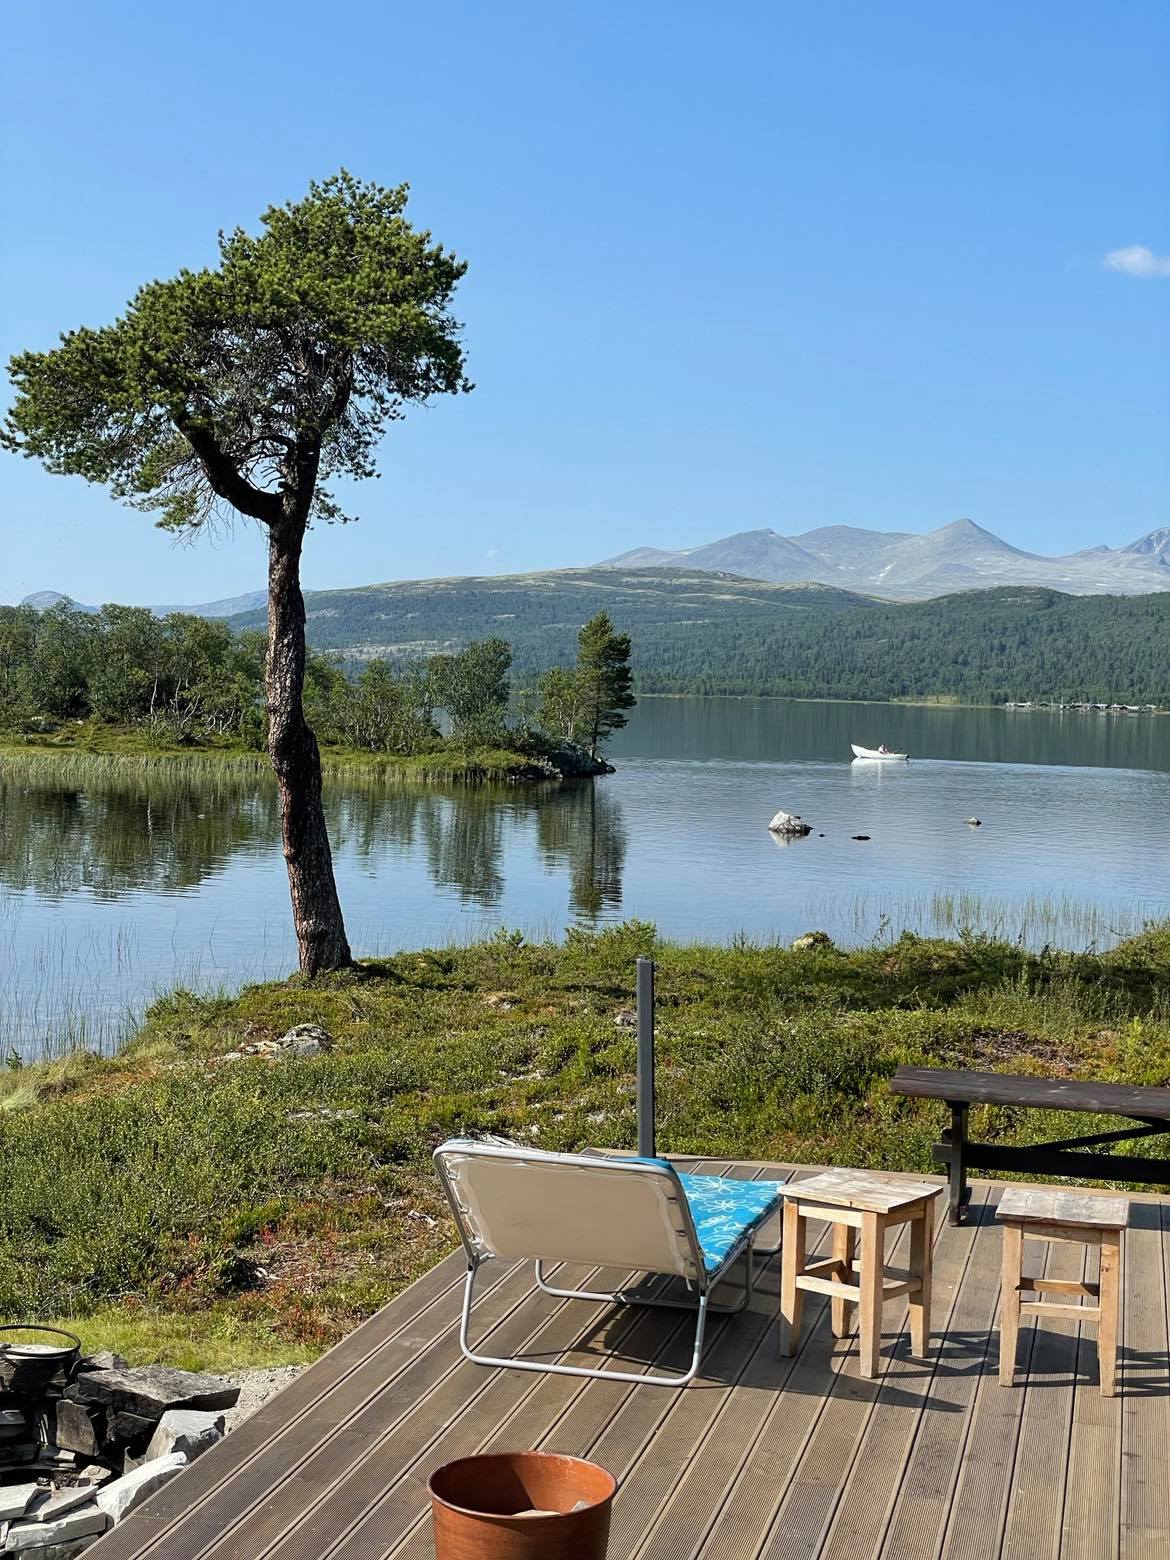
[{"x1": 877, "y1": 743, "x2": 892, "y2": 754}]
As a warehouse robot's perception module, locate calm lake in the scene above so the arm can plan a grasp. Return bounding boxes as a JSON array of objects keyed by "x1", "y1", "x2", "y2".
[{"x1": 3, "y1": 698, "x2": 1169, "y2": 1056}]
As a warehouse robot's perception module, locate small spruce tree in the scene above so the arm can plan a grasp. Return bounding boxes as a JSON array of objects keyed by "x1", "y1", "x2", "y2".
[{"x1": 575, "y1": 612, "x2": 635, "y2": 759}]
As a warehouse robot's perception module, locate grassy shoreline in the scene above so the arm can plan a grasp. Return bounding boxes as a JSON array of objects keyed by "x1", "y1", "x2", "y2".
[
  {"x1": 0, "y1": 729, "x2": 588, "y2": 785},
  {"x1": 1, "y1": 922, "x2": 1168, "y2": 1370}
]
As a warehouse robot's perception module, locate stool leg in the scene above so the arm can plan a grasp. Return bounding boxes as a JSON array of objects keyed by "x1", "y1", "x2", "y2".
[
  {"x1": 831, "y1": 1221, "x2": 854, "y2": 1338},
  {"x1": 1098, "y1": 1231, "x2": 1121, "y2": 1398},
  {"x1": 908, "y1": 1200, "x2": 933, "y2": 1358},
  {"x1": 780, "y1": 1200, "x2": 806, "y2": 1357},
  {"x1": 999, "y1": 1222, "x2": 1023, "y2": 1387},
  {"x1": 859, "y1": 1212, "x2": 884, "y2": 1378}
]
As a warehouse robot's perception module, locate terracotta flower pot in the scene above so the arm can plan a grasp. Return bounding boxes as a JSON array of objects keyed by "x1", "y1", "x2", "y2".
[{"x1": 428, "y1": 1450, "x2": 616, "y2": 1560}]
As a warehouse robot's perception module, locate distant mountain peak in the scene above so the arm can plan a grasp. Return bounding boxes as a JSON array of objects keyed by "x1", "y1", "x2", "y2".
[
  {"x1": 20, "y1": 590, "x2": 88, "y2": 612},
  {"x1": 16, "y1": 588, "x2": 267, "y2": 618},
  {"x1": 1120, "y1": 527, "x2": 1170, "y2": 562}
]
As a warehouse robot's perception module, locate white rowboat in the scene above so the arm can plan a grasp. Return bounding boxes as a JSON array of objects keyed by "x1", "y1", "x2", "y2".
[{"x1": 851, "y1": 744, "x2": 909, "y2": 761}]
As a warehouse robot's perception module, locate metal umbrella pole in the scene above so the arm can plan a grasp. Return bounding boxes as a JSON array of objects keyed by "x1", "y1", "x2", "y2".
[{"x1": 636, "y1": 954, "x2": 656, "y2": 1158}]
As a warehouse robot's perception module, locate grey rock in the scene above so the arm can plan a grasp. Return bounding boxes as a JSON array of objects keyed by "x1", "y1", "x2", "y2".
[
  {"x1": 0, "y1": 1411, "x2": 27, "y2": 1429},
  {"x1": 95, "y1": 1453, "x2": 187, "y2": 1524},
  {"x1": 72, "y1": 1467, "x2": 112, "y2": 1488},
  {"x1": 278, "y1": 1024, "x2": 332, "y2": 1056},
  {"x1": 10, "y1": 1544, "x2": 95, "y2": 1560},
  {"x1": 77, "y1": 1352, "x2": 127, "y2": 1374},
  {"x1": 69, "y1": 1364, "x2": 239, "y2": 1420},
  {"x1": 0, "y1": 1489, "x2": 38, "y2": 1524},
  {"x1": 143, "y1": 1409, "x2": 224, "y2": 1466},
  {"x1": 46, "y1": 1402, "x2": 103, "y2": 1458},
  {"x1": 768, "y1": 810, "x2": 812, "y2": 837},
  {"x1": 23, "y1": 1486, "x2": 97, "y2": 1523},
  {"x1": 107, "y1": 1411, "x2": 156, "y2": 1444},
  {"x1": 4, "y1": 1506, "x2": 107, "y2": 1550}
]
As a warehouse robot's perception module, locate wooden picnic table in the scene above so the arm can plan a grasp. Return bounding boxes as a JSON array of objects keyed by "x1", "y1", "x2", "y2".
[{"x1": 889, "y1": 1065, "x2": 1170, "y2": 1224}]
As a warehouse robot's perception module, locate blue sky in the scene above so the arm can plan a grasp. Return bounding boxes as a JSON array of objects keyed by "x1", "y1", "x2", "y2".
[{"x1": 1, "y1": 0, "x2": 1167, "y2": 606}]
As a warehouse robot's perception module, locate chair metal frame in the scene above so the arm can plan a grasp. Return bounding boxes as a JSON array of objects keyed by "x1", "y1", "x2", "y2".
[{"x1": 435, "y1": 1142, "x2": 780, "y2": 1387}]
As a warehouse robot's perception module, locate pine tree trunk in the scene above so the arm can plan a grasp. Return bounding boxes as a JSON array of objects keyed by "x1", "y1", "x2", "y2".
[{"x1": 265, "y1": 520, "x2": 352, "y2": 975}]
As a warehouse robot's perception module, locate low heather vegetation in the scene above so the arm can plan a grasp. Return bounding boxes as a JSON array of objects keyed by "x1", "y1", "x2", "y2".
[{"x1": 0, "y1": 922, "x2": 1167, "y2": 1369}]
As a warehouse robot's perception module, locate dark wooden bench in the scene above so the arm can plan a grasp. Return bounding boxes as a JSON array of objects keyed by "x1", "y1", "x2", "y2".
[{"x1": 889, "y1": 1066, "x2": 1170, "y2": 1224}]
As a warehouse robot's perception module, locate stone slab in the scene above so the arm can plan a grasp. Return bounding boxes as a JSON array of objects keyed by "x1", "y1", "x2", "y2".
[
  {"x1": 94, "y1": 1453, "x2": 187, "y2": 1524},
  {"x1": 0, "y1": 1491, "x2": 38, "y2": 1525},
  {"x1": 69, "y1": 1366, "x2": 237, "y2": 1420},
  {"x1": 142, "y1": 1409, "x2": 224, "y2": 1466},
  {"x1": 46, "y1": 1402, "x2": 103, "y2": 1459},
  {"x1": 3, "y1": 1506, "x2": 107, "y2": 1550},
  {"x1": 22, "y1": 1486, "x2": 97, "y2": 1523}
]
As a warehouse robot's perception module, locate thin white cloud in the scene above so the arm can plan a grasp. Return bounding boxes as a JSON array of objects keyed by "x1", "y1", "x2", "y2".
[{"x1": 1104, "y1": 245, "x2": 1170, "y2": 278}]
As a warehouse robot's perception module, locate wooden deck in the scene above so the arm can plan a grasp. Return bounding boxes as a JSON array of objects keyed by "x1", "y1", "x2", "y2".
[{"x1": 89, "y1": 1161, "x2": 1170, "y2": 1559}]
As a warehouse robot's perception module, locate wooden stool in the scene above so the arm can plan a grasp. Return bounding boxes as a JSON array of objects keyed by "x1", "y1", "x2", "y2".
[
  {"x1": 996, "y1": 1186, "x2": 1128, "y2": 1396},
  {"x1": 779, "y1": 1169, "x2": 943, "y2": 1378}
]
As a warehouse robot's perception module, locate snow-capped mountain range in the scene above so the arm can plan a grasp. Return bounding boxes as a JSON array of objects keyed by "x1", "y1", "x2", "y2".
[{"x1": 601, "y1": 519, "x2": 1170, "y2": 599}]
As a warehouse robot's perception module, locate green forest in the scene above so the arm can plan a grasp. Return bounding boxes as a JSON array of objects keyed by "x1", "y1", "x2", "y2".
[
  {"x1": 224, "y1": 568, "x2": 1170, "y2": 706},
  {"x1": 0, "y1": 600, "x2": 636, "y2": 771},
  {"x1": 5, "y1": 575, "x2": 1169, "y2": 726}
]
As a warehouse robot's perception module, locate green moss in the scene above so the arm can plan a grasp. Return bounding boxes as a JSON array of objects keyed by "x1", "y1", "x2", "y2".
[{"x1": 1, "y1": 923, "x2": 1167, "y2": 1369}]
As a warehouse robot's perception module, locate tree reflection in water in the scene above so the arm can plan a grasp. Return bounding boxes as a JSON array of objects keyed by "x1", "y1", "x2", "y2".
[
  {"x1": 535, "y1": 781, "x2": 626, "y2": 920},
  {"x1": 0, "y1": 768, "x2": 626, "y2": 918}
]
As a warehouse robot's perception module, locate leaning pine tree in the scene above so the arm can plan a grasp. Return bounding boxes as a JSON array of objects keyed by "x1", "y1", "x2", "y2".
[{"x1": 2, "y1": 173, "x2": 471, "y2": 974}]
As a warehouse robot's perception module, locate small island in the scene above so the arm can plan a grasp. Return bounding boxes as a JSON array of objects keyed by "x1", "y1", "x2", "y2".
[{"x1": 0, "y1": 602, "x2": 634, "y2": 786}]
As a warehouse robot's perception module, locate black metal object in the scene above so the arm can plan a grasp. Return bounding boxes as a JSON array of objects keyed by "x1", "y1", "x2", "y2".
[
  {"x1": 0, "y1": 1324, "x2": 81, "y2": 1396},
  {"x1": 636, "y1": 955, "x2": 655, "y2": 1159},
  {"x1": 890, "y1": 1066, "x2": 1170, "y2": 1225}
]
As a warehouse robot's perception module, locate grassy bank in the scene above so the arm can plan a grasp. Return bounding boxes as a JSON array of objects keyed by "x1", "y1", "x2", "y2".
[
  {"x1": 0, "y1": 728, "x2": 578, "y2": 785},
  {"x1": 1, "y1": 922, "x2": 1169, "y2": 1369}
]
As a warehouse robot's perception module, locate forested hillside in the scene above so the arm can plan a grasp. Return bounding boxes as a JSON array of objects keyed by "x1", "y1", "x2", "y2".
[{"x1": 227, "y1": 570, "x2": 1170, "y2": 705}]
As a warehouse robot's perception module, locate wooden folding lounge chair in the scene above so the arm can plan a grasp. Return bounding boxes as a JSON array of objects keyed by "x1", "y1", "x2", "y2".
[{"x1": 434, "y1": 1140, "x2": 784, "y2": 1386}]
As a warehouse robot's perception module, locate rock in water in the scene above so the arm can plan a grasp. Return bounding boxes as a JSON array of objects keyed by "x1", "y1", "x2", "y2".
[{"x1": 768, "y1": 811, "x2": 812, "y2": 837}]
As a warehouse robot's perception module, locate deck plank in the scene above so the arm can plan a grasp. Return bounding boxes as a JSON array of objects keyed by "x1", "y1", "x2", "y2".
[
  {"x1": 755, "y1": 1201, "x2": 965, "y2": 1560},
  {"x1": 1060, "y1": 1238, "x2": 1122, "y2": 1560},
  {"x1": 875, "y1": 1190, "x2": 1005, "y2": 1560},
  {"x1": 999, "y1": 1230, "x2": 1083, "y2": 1558},
  {"x1": 816, "y1": 1188, "x2": 987, "y2": 1560},
  {"x1": 936, "y1": 1200, "x2": 1052, "y2": 1560},
  {"x1": 85, "y1": 1167, "x2": 1167, "y2": 1560},
  {"x1": 1119, "y1": 1201, "x2": 1170, "y2": 1559}
]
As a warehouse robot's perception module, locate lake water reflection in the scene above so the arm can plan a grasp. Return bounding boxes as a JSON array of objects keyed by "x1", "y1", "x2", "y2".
[{"x1": 2, "y1": 698, "x2": 1169, "y2": 1055}]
